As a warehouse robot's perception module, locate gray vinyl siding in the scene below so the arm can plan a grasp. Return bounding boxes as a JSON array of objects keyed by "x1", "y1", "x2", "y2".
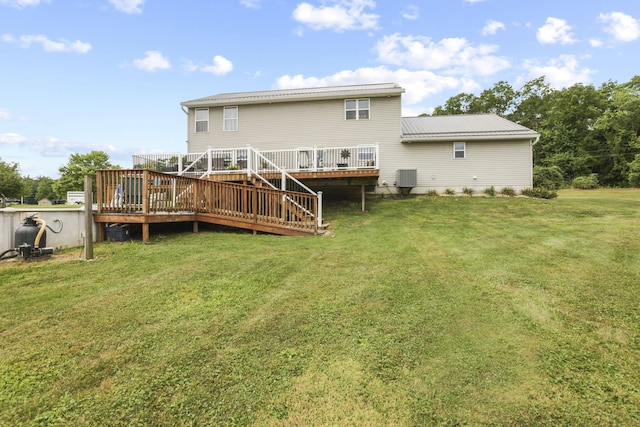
[
  {"x1": 376, "y1": 139, "x2": 533, "y2": 193},
  {"x1": 185, "y1": 94, "x2": 534, "y2": 194},
  {"x1": 186, "y1": 96, "x2": 402, "y2": 152}
]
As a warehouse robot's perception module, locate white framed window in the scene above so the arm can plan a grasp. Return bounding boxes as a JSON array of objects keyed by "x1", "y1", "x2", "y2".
[
  {"x1": 195, "y1": 108, "x2": 209, "y2": 133},
  {"x1": 345, "y1": 98, "x2": 370, "y2": 120},
  {"x1": 223, "y1": 106, "x2": 238, "y2": 131},
  {"x1": 454, "y1": 142, "x2": 466, "y2": 159}
]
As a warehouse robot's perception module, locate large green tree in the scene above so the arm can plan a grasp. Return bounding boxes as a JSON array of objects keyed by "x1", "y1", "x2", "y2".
[
  {"x1": 20, "y1": 176, "x2": 58, "y2": 204},
  {"x1": 475, "y1": 81, "x2": 518, "y2": 117},
  {"x1": 432, "y1": 81, "x2": 519, "y2": 117},
  {"x1": 35, "y1": 177, "x2": 57, "y2": 202},
  {"x1": 21, "y1": 176, "x2": 38, "y2": 204},
  {"x1": 594, "y1": 76, "x2": 640, "y2": 185},
  {"x1": 53, "y1": 151, "x2": 120, "y2": 197},
  {"x1": 0, "y1": 158, "x2": 24, "y2": 204},
  {"x1": 508, "y1": 77, "x2": 553, "y2": 130},
  {"x1": 535, "y1": 83, "x2": 608, "y2": 181}
]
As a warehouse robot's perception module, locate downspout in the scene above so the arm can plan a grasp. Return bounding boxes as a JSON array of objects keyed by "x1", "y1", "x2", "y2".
[
  {"x1": 182, "y1": 105, "x2": 190, "y2": 153},
  {"x1": 530, "y1": 136, "x2": 539, "y2": 188}
]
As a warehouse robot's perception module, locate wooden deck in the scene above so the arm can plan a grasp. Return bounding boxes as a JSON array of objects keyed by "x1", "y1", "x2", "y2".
[
  {"x1": 202, "y1": 168, "x2": 379, "y2": 182},
  {"x1": 95, "y1": 170, "x2": 320, "y2": 242}
]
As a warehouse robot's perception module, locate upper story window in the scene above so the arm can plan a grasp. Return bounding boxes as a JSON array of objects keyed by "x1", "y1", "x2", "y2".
[
  {"x1": 223, "y1": 106, "x2": 238, "y2": 131},
  {"x1": 454, "y1": 142, "x2": 466, "y2": 159},
  {"x1": 195, "y1": 108, "x2": 209, "y2": 133},
  {"x1": 345, "y1": 99, "x2": 370, "y2": 120}
]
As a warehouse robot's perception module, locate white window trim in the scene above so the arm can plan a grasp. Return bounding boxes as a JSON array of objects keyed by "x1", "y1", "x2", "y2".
[
  {"x1": 195, "y1": 108, "x2": 209, "y2": 133},
  {"x1": 453, "y1": 142, "x2": 466, "y2": 159},
  {"x1": 345, "y1": 98, "x2": 370, "y2": 120},
  {"x1": 223, "y1": 106, "x2": 238, "y2": 132}
]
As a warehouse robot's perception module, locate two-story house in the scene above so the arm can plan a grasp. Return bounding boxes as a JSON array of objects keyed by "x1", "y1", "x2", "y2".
[
  {"x1": 95, "y1": 83, "x2": 541, "y2": 240},
  {"x1": 179, "y1": 82, "x2": 539, "y2": 195}
]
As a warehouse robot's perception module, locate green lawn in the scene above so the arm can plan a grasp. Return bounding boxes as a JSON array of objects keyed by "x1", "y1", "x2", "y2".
[{"x1": 1, "y1": 190, "x2": 639, "y2": 426}]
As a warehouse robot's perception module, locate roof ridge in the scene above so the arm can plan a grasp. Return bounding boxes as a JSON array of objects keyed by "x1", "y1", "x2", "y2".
[{"x1": 182, "y1": 83, "x2": 404, "y2": 106}]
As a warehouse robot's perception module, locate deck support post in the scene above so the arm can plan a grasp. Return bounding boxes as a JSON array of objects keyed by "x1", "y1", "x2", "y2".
[
  {"x1": 193, "y1": 221, "x2": 199, "y2": 234},
  {"x1": 84, "y1": 175, "x2": 94, "y2": 260},
  {"x1": 142, "y1": 223, "x2": 149, "y2": 243},
  {"x1": 361, "y1": 184, "x2": 366, "y2": 213},
  {"x1": 317, "y1": 191, "x2": 323, "y2": 229}
]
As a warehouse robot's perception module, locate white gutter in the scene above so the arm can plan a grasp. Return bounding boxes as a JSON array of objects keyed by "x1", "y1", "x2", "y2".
[{"x1": 402, "y1": 133, "x2": 540, "y2": 143}]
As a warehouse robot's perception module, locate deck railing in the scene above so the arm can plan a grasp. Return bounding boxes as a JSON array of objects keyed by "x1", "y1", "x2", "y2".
[
  {"x1": 96, "y1": 169, "x2": 320, "y2": 233},
  {"x1": 132, "y1": 147, "x2": 314, "y2": 195},
  {"x1": 132, "y1": 145, "x2": 378, "y2": 177},
  {"x1": 260, "y1": 145, "x2": 378, "y2": 171}
]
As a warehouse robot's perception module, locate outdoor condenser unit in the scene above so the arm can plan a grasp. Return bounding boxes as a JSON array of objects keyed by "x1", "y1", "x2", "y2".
[{"x1": 396, "y1": 169, "x2": 417, "y2": 189}]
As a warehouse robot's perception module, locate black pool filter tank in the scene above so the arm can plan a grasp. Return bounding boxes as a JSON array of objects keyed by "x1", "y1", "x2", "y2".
[
  {"x1": 1, "y1": 215, "x2": 58, "y2": 262},
  {"x1": 15, "y1": 216, "x2": 46, "y2": 248}
]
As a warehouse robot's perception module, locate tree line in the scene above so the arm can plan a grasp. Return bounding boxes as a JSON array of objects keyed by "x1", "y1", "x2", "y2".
[
  {"x1": 430, "y1": 75, "x2": 640, "y2": 189},
  {"x1": 0, "y1": 151, "x2": 119, "y2": 205}
]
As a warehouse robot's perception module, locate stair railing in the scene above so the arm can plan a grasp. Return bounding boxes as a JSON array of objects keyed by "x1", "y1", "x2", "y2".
[{"x1": 246, "y1": 148, "x2": 321, "y2": 227}]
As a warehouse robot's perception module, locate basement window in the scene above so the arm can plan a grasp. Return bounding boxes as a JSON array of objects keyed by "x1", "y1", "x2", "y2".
[
  {"x1": 454, "y1": 142, "x2": 466, "y2": 159},
  {"x1": 195, "y1": 108, "x2": 209, "y2": 133},
  {"x1": 345, "y1": 99, "x2": 370, "y2": 120},
  {"x1": 223, "y1": 106, "x2": 238, "y2": 132}
]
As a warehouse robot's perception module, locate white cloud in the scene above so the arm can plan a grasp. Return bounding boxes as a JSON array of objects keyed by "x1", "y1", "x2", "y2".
[
  {"x1": 0, "y1": 132, "x2": 128, "y2": 160},
  {"x1": 589, "y1": 38, "x2": 604, "y2": 48},
  {"x1": 240, "y1": 0, "x2": 262, "y2": 9},
  {"x1": 109, "y1": 0, "x2": 145, "y2": 14},
  {"x1": 374, "y1": 33, "x2": 510, "y2": 77},
  {"x1": 520, "y1": 55, "x2": 595, "y2": 89},
  {"x1": 132, "y1": 51, "x2": 171, "y2": 72},
  {"x1": 482, "y1": 20, "x2": 505, "y2": 36},
  {"x1": 537, "y1": 17, "x2": 576, "y2": 45},
  {"x1": 0, "y1": 108, "x2": 26, "y2": 121},
  {"x1": 0, "y1": 109, "x2": 13, "y2": 120},
  {"x1": 292, "y1": 0, "x2": 379, "y2": 32},
  {"x1": 2, "y1": 33, "x2": 92, "y2": 53},
  {"x1": 201, "y1": 55, "x2": 234, "y2": 75},
  {"x1": 401, "y1": 4, "x2": 419, "y2": 21},
  {"x1": 599, "y1": 12, "x2": 640, "y2": 42},
  {"x1": 274, "y1": 66, "x2": 477, "y2": 108},
  {"x1": 0, "y1": 0, "x2": 48, "y2": 8},
  {"x1": 184, "y1": 55, "x2": 234, "y2": 76},
  {"x1": 465, "y1": 0, "x2": 485, "y2": 3}
]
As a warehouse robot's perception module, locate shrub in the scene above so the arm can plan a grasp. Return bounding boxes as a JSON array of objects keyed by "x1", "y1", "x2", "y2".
[
  {"x1": 426, "y1": 189, "x2": 439, "y2": 197},
  {"x1": 444, "y1": 188, "x2": 455, "y2": 195},
  {"x1": 462, "y1": 187, "x2": 475, "y2": 196},
  {"x1": 484, "y1": 186, "x2": 496, "y2": 196},
  {"x1": 533, "y1": 165, "x2": 564, "y2": 190},
  {"x1": 500, "y1": 187, "x2": 516, "y2": 197},
  {"x1": 572, "y1": 174, "x2": 599, "y2": 189},
  {"x1": 521, "y1": 187, "x2": 558, "y2": 199}
]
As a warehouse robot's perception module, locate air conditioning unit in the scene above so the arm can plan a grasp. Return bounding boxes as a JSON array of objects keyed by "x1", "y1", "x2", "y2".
[{"x1": 396, "y1": 169, "x2": 417, "y2": 188}]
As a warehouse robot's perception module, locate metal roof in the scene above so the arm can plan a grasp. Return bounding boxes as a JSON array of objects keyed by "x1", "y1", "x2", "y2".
[
  {"x1": 181, "y1": 83, "x2": 405, "y2": 107},
  {"x1": 402, "y1": 114, "x2": 539, "y2": 142}
]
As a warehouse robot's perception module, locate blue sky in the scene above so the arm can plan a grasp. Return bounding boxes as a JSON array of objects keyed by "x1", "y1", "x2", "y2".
[{"x1": 1, "y1": 0, "x2": 639, "y2": 178}]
